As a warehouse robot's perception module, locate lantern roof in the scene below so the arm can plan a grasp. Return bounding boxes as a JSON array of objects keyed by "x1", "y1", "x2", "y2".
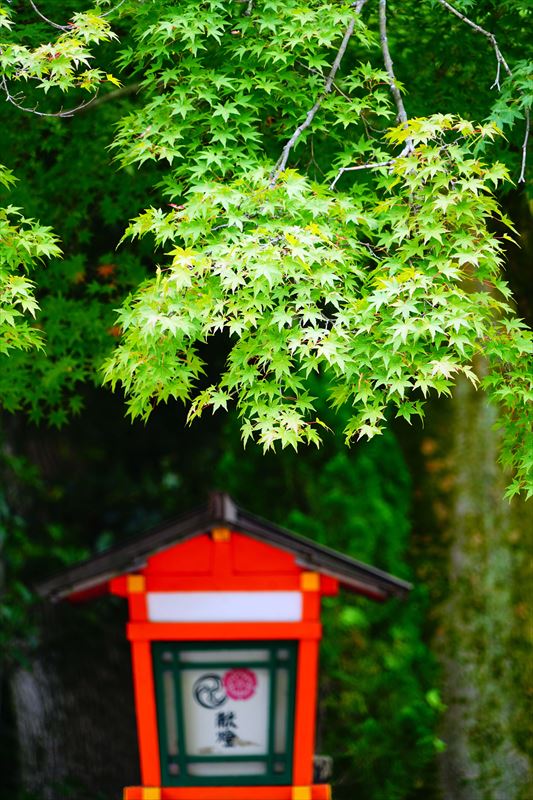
[{"x1": 36, "y1": 491, "x2": 412, "y2": 602}]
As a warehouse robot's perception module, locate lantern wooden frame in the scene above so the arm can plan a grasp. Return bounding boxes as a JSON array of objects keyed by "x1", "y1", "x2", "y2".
[{"x1": 110, "y1": 528, "x2": 332, "y2": 800}]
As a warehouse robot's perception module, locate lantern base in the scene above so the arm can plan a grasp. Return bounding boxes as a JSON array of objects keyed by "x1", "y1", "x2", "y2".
[{"x1": 123, "y1": 785, "x2": 331, "y2": 800}]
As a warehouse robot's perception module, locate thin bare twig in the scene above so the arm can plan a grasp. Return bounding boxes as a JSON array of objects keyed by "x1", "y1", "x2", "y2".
[
  {"x1": 28, "y1": 0, "x2": 126, "y2": 28},
  {"x1": 307, "y1": 134, "x2": 325, "y2": 179},
  {"x1": 1, "y1": 75, "x2": 98, "y2": 117},
  {"x1": 269, "y1": 0, "x2": 369, "y2": 186},
  {"x1": 435, "y1": 0, "x2": 511, "y2": 89},
  {"x1": 436, "y1": 0, "x2": 528, "y2": 182},
  {"x1": 329, "y1": 158, "x2": 396, "y2": 190},
  {"x1": 519, "y1": 107, "x2": 530, "y2": 184},
  {"x1": 29, "y1": 0, "x2": 70, "y2": 30},
  {"x1": 99, "y1": 0, "x2": 127, "y2": 19}
]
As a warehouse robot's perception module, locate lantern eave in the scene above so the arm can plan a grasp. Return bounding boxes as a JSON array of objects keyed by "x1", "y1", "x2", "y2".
[{"x1": 36, "y1": 492, "x2": 412, "y2": 603}]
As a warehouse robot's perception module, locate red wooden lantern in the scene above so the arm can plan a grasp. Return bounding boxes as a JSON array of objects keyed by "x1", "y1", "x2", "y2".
[{"x1": 38, "y1": 492, "x2": 411, "y2": 800}]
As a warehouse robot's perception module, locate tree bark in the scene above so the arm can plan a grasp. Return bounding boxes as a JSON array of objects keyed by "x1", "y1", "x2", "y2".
[
  {"x1": 8, "y1": 602, "x2": 140, "y2": 799},
  {"x1": 411, "y1": 378, "x2": 532, "y2": 800},
  {"x1": 0, "y1": 418, "x2": 140, "y2": 799}
]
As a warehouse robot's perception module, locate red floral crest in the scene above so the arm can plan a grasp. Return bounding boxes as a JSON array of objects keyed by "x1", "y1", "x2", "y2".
[{"x1": 223, "y1": 668, "x2": 257, "y2": 700}]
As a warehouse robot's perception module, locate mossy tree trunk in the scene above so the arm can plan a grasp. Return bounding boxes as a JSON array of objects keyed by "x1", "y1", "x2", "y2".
[{"x1": 410, "y1": 377, "x2": 532, "y2": 800}]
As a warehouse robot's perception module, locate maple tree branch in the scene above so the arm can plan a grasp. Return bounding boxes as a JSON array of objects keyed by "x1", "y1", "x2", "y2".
[
  {"x1": 379, "y1": 0, "x2": 407, "y2": 126},
  {"x1": 379, "y1": 0, "x2": 413, "y2": 156},
  {"x1": 269, "y1": 0, "x2": 369, "y2": 186},
  {"x1": 435, "y1": 0, "x2": 511, "y2": 88}
]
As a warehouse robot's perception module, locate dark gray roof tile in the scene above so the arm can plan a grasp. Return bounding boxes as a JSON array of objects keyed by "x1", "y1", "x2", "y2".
[{"x1": 36, "y1": 492, "x2": 412, "y2": 602}]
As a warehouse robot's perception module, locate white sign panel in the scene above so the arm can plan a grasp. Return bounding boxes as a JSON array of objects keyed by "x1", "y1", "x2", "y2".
[
  {"x1": 181, "y1": 666, "x2": 270, "y2": 757},
  {"x1": 147, "y1": 591, "x2": 303, "y2": 622}
]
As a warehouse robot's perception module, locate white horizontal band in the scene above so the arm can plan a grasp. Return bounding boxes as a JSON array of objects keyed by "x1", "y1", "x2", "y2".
[{"x1": 146, "y1": 591, "x2": 303, "y2": 622}]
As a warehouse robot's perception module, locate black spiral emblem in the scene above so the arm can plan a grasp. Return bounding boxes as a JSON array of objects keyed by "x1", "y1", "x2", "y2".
[{"x1": 193, "y1": 673, "x2": 227, "y2": 709}]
